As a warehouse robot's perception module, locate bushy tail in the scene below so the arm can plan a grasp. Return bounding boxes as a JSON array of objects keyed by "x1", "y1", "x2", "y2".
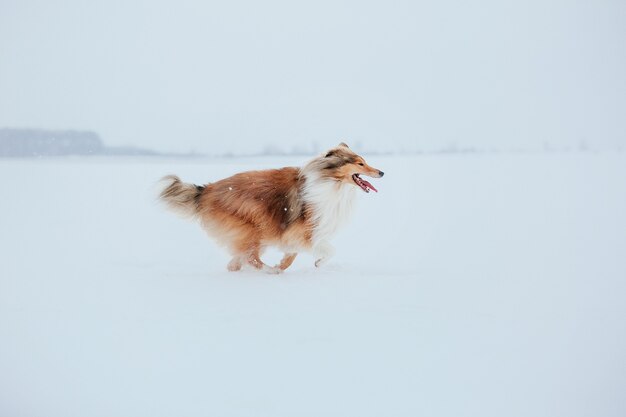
[{"x1": 159, "y1": 175, "x2": 204, "y2": 218}]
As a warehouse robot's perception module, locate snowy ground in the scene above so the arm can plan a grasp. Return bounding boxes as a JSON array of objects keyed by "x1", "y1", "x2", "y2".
[{"x1": 1, "y1": 153, "x2": 625, "y2": 417}]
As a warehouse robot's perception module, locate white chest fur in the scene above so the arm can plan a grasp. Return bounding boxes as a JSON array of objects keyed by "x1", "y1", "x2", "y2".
[{"x1": 302, "y1": 174, "x2": 357, "y2": 245}]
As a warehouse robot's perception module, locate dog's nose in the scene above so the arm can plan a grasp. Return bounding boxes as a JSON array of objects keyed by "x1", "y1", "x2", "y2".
[{"x1": 378, "y1": 171, "x2": 384, "y2": 177}]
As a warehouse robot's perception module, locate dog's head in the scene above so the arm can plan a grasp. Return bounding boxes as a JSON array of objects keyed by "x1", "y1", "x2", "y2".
[{"x1": 309, "y1": 142, "x2": 384, "y2": 193}]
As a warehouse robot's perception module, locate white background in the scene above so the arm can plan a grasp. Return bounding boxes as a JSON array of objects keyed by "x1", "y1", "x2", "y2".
[{"x1": 1, "y1": 0, "x2": 625, "y2": 154}]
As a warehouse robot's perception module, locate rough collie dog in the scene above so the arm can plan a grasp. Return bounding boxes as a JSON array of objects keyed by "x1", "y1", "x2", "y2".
[{"x1": 159, "y1": 143, "x2": 383, "y2": 273}]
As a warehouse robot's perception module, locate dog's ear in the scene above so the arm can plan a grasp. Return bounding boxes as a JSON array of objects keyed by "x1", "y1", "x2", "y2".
[{"x1": 338, "y1": 142, "x2": 349, "y2": 148}]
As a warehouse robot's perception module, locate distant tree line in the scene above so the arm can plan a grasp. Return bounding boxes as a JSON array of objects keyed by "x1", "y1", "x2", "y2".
[{"x1": 0, "y1": 128, "x2": 157, "y2": 157}]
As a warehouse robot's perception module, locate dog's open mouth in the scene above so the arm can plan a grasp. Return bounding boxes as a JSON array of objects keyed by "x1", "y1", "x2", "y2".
[{"x1": 352, "y1": 174, "x2": 378, "y2": 193}]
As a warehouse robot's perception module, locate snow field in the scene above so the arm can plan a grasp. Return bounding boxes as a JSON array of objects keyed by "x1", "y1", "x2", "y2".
[{"x1": 1, "y1": 153, "x2": 625, "y2": 417}]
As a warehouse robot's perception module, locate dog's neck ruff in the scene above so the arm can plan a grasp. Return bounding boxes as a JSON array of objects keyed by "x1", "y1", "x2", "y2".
[{"x1": 301, "y1": 170, "x2": 357, "y2": 246}]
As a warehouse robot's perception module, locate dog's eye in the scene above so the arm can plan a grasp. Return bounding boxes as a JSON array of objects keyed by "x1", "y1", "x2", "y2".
[{"x1": 358, "y1": 163, "x2": 364, "y2": 166}]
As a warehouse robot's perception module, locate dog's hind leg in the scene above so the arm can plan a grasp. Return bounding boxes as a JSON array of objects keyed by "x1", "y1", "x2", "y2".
[
  {"x1": 277, "y1": 252, "x2": 298, "y2": 271},
  {"x1": 231, "y1": 232, "x2": 281, "y2": 274},
  {"x1": 247, "y1": 250, "x2": 281, "y2": 274},
  {"x1": 227, "y1": 257, "x2": 243, "y2": 272},
  {"x1": 230, "y1": 232, "x2": 280, "y2": 274}
]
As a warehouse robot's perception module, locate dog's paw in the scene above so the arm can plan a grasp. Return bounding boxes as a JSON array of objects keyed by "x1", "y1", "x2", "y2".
[
  {"x1": 264, "y1": 265, "x2": 283, "y2": 275},
  {"x1": 227, "y1": 258, "x2": 243, "y2": 272},
  {"x1": 313, "y1": 241, "x2": 334, "y2": 268}
]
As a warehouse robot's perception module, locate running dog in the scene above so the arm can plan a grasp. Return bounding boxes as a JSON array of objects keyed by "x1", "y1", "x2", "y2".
[{"x1": 159, "y1": 143, "x2": 383, "y2": 273}]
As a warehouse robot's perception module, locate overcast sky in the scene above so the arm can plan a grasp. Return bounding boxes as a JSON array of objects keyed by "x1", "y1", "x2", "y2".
[{"x1": 1, "y1": 0, "x2": 625, "y2": 154}]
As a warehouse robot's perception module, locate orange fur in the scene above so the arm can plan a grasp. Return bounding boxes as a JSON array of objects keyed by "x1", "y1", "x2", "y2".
[{"x1": 196, "y1": 168, "x2": 312, "y2": 273}]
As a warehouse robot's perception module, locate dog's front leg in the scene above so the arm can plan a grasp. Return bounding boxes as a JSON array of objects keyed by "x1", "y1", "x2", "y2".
[{"x1": 313, "y1": 241, "x2": 334, "y2": 267}]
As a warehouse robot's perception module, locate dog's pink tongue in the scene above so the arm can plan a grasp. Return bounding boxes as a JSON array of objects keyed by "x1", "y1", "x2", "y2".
[{"x1": 362, "y1": 178, "x2": 378, "y2": 192}]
